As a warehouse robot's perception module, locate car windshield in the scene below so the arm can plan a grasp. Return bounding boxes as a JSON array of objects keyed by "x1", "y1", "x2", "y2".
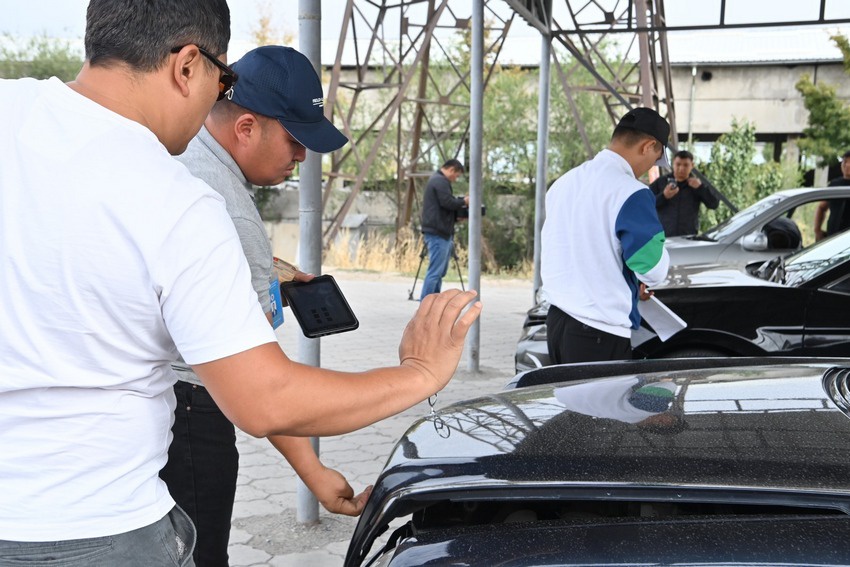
[
  {"x1": 702, "y1": 194, "x2": 786, "y2": 241},
  {"x1": 782, "y1": 232, "x2": 850, "y2": 287}
]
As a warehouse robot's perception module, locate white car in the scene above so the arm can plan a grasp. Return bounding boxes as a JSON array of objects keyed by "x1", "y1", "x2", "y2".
[{"x1": 666, "y1": 187, "x2": 850, "y2": 267}]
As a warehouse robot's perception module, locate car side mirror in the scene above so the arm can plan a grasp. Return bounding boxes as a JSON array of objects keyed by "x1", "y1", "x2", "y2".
[{"x1": 741, "y1": 231, "x2": 768, "y2": 251}]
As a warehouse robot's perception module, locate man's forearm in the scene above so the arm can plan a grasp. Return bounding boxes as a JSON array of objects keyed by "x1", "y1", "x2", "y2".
[
  {"x1": 267, "y1": 435, "x2": 323, "y2": 480},
  {"x1": 193, "y1": 289, "x2": 481, "y2": 438},
  {"x1": 815, "y1": 201, "x2": 828, "y2": 235},
  {"x1": 195, "y1": 346, "x2": 434, "y2": 437},
  {"x1": 699, "y1": 185, "x2": 720, "y2": 209}
]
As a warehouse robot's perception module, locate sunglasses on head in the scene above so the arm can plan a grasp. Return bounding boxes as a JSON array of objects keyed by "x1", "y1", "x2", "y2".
[{"x1": 170, "y1": 45, "x2": 238, "y2": 101}]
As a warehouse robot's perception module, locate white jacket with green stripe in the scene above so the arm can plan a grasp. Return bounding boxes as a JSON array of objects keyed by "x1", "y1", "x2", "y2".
[{"x1": 541, "y1": 149, "x2": 670, "y2": 338}]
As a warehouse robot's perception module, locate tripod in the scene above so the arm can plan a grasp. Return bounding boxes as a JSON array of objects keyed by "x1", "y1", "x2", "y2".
[{"x1": 408, "y1": 241, "x2": 465, "y2": 300}]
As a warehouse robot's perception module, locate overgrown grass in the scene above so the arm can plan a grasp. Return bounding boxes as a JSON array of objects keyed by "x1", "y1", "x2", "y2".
[
  {"x1": 324, "y1": 228, "x2": 531, "y2": 280},
  {"x1": 325, "y1": 229, "x2": 427, "y2": 275}
]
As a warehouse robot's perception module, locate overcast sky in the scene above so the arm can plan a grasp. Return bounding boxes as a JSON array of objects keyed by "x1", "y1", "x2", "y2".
[{"x1": 2, "y1": 0, "x2": 849, "y2": 62}]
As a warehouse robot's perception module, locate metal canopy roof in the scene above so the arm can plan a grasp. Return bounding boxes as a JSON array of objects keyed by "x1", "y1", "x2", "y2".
[
  {"x1": 313, "y1": 0, "x2": 850, "y2": 379},
  {"x1": 504, "y1": 0, "x2": 850, "y2": 35},
  {"x1": 321, "y1": 1, "x2": 850, "y2": 247}
]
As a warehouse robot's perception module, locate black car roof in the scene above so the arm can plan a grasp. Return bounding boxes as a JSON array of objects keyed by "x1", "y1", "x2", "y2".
[{"x1": 347, "y1": 360, "x2": 850, "y2": 565}]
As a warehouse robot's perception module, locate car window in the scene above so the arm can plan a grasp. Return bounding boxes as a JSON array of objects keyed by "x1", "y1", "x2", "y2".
[
  {"x1": 703, "y1": 195, "x2": 786, "y2": 241},
  {"x1": 827, "y1": 275, "x2": 850, "y2": 295},
  {"x1": 783, "y1": 232, "x2": 850, "y2": 287}
]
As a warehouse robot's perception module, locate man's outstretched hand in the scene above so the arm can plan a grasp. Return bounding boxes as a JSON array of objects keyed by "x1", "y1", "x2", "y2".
[
  {"x1": 302, "y1": 464, "x2": 372, "y2": 517},
  {"x1": 399, "y1": 289, "x2": 482, "y2": 392}
]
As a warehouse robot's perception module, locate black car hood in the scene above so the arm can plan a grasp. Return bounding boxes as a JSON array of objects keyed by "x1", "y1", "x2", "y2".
[
  {"x1": 347, "y1": 361, "x2": 850, "y2": 565},
  {"x1": 656, "y1": 263, "x2": 782, "y2": 290},
  {"x1": 385, "y1": 516, "x2": 850, "y2": 567}
]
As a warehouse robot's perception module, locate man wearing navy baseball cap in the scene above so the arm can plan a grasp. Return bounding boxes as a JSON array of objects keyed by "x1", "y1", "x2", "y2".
[
  {"x1": 541, "y1": 106, "x2": 671, "y2": 365},
  {"x1": 230, "y1": 45, "x2": 348, "y2": 154},
  {"x1": 160, "y1": 45, "x2": 362, "y2": 566}
]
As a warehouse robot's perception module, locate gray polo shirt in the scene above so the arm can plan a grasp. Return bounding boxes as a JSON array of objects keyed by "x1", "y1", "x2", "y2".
[{"x1": 171, "y1": 126, "x2": 274, "y2": 385}]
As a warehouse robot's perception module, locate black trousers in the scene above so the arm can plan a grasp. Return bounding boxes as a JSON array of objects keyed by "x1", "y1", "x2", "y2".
[
  {"x1": 160, "y1": 381, "x2": 238, "y2": 567},
  {"x1": 546, "y1": 305, "x2": 632, "y2": 364}
]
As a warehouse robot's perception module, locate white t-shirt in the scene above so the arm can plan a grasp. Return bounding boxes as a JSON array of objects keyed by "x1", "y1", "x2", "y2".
[{"x1": 0, "y1": 77, "x2": 277, "y2": 541}]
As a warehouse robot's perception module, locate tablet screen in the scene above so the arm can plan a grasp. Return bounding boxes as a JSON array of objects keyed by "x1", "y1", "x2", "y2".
[{"x1": 281, "y1": 275, "x2": 359, "y2": 338}]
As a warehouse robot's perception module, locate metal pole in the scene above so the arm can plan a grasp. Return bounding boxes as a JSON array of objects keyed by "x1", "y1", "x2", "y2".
[
  {"x1": 688, "y1": 65, "x2": 697, "y2": 146},
  {"x1": 466, "y1": 0, "x2": 483, "y2": 372},
  {"x1": 532, "y1": 35, "x2": 551, "y2": 303},
  {"x1": 322, "y1": 2, "x2": 449, "y2": 245},
  {"x1": 634, "y1": 0, "x2": 654, "y2": 108},
  {"x1": 297, "y1": 0, "x2": 321, "y2": 525},
  {"x1": 402, "y1": 0, "x2": 436, "y2": 228}
]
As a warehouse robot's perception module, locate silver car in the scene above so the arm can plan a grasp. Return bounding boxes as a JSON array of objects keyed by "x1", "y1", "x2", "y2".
[{"x1": 666, "y1": 186, "x2": 850, "y2": 267}]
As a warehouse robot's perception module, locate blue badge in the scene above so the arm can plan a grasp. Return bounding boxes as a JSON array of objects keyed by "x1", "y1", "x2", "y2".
[{"x1": 269, "y1": 280, "x2": 284, "y2": 329}]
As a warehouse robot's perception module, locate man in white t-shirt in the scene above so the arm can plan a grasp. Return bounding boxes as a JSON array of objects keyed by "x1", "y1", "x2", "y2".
[{"x1": 0, "y1": 1, "x2": 481, "y2": 563}]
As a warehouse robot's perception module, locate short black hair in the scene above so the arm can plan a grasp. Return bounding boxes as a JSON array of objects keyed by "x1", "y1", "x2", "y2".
[
  {"x1": 442, "y1": 158, "x2": 465, "y2": 172},
  {"x1": 611, "y1": 126, "x2": 661, "y2": 151},
  {"x1": 85, "y1": 0, "x2": 230, "y2": 72},
  {"x1": 842, "y1": 150, "x2": 850, "y2": 160},
  {"x1": 674, "y1": 150, "x2": 694, "y2": 161}
]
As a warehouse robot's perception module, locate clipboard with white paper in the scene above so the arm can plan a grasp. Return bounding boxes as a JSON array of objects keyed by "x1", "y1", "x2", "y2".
[{"x1": 638, "y1": 295, "x2": 687, "y2": 341}]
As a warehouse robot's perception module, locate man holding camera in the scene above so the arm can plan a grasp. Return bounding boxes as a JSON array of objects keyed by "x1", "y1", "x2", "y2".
[
  {"x1": 649, "y1": 149, "x2": 719, "y2": 237},
  {"x1": 420, "y1": 159, "x2": 468, "y2": 299}
]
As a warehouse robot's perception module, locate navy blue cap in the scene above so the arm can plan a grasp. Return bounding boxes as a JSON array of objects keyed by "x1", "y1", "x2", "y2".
[{"x1": 230, "y1": 46, "x2": 347, "y2": 154}]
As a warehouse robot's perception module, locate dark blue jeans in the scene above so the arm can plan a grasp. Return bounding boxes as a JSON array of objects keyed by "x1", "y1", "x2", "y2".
[
  {"x1": 420, "y1": 233, "x2": 453, "y2": 300},
  {"x1": 0, "y1": 506, "x2": 195, "y2": 566},
  {"x1": 159, "y1": 382, "x2": 238, "y2": 567}
]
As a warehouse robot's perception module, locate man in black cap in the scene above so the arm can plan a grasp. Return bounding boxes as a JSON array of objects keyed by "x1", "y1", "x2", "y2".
[
  {"x1": 159, "y1": 45, "x2": 362, "y2": 566},
  {"x1": 541, "y1": 107, "x2": 671, "y2": 364}
]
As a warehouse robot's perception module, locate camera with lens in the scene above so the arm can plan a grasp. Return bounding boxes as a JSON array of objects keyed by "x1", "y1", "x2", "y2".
[{"x1": 456, "y1": 205, "x2": 486, "y2": 219}]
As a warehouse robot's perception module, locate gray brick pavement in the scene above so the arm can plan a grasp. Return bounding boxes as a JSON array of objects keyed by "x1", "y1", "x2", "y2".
[{"x1": 228, "y1": 270, "x2": 532, "y2": 566}]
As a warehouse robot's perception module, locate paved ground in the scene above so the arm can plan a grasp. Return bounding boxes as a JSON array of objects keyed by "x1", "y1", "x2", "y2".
[{"x1": 227, "y1": 270, "x2": 533, "y2": 566}]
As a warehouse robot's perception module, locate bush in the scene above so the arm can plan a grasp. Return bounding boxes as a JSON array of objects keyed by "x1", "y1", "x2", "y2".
[
  {"x1": 699, "y1": 119, "x2": 800, "y2": 231},
  {"x1": 0, "y1": 34, "x2": 82, "y2": 80}
]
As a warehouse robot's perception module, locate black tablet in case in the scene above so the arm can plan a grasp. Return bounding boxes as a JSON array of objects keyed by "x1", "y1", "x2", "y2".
[{"x1": 280, "y1": 275, "x2": 359, "y2": 338}]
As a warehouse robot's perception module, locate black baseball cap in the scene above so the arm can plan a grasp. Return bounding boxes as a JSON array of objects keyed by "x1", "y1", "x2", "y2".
[
  {"x1": 616, "y1": 107, "x2": 671, "y2": 168},
  {"x1": 230, "y1": 46, "x2": 348, "y2": 154}
]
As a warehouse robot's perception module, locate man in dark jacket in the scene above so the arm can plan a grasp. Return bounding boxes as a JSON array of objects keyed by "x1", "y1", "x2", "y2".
[
  {"x1": 420, "y1": 159, "x2": 468, "y2": 299},
  {"x1": 650, "y1": 150, "x2": 719, "y2": 236}
]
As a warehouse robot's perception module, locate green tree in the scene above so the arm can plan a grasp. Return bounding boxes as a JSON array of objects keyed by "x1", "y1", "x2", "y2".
[
  {"x1": 249, "y1": 1, "x2": 295, "y2": 47},
  {"x1": 701, "y1": 119, "x2": 787, "y2": 230},
  {"x1": 0, "y1": 34, "x2": 82, "y2": 80},
  {"x1": 833, "y1": 33, "x2": 850, "y2": 75},
  {"x1": 466, "y1": 42, "x2": 611, "y2": 271},
  {"x1": 794, "y1": 33, "x2": 850, "y2": 166}
]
